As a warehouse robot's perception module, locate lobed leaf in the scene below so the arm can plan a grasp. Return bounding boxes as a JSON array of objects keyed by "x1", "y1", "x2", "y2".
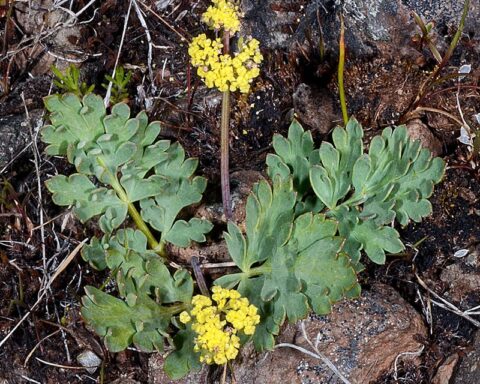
[
  {"x1": 42, "y1": 93, "x2": 105, "y2": 156},
  {"x1": 218, "y1": 177, "x2": 361, "y2": 351},
  {"x1": 46, "y1": 174, "x2": 128, "y2": 233},
  {"x1": 164, "y1": 326, "x2": 202, "y2": 379},
  {"x1": 267, "y1": 119, "x2": 315, "y2": 196},
  {"x1": 140, "y1": 143, "x2": 208, "y2": 243},
  {"x1": 81, "y1": 286, "x2": 170, "y2": 352}
]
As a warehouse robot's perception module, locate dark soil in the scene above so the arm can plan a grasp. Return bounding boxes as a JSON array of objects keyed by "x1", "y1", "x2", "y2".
[{"x1": 1, "y1": 0, "x2": 480, "y2": 383}]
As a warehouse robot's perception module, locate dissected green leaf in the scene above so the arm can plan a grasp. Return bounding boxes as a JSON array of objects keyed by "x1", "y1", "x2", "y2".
[
  {"x1": 244, "y1": 177, "x2": 296, "y2": 268},
  {"x1": 261, "y1": 245, "x2": 309, "y2": 324},
  {"x1": 164, "y1": 326, "x2": 202, "y2": 379},
  {"x1": 218, "y1": 177, "x2": 362, "y2": 351},
  {"x1": 43, "y1": 93, "x2": 211, "y2": 243},
  {"x1": 350, "y1": 125, "x2": 445, "y2": 226},
  {"x1": 83, "y1": 229, "x2": 194, "y2": 301},
  {"x1": 296, "y1": 239, "x2": 360, "y2": 314},
  {"x1": 334, "y1": 206, "x2": 404, "y2": 264},
  {"x1": 81, "y1": 236, "x2": 107, "y2": 270},
  {"x1": 164, "y1": 218, "x2": 213, "y2": 247},
  {"x1": 42, "y1": 93, "x2": 105, "y2": 156},
  {"x1": 140, "y1": 143, "x2": 208, "y2": 243},
  {"x1": 46, "y1": 174, "x2": 128, "y2": 233},
  {"x1": 81, "y1": 286, "x2": 170, "y2": 352},
  {"x1": 217, "y1": 118, "x2": 444, "y2": 353},
  {"x1": 267, "y1": 119, "x2": 315, "y2": 195}
]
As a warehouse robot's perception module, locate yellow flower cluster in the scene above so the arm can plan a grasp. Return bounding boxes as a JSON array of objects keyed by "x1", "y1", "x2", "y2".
[
  {"x1": 201, "y1": 0, "x2": 241, "y2": 33},
  {"x1": 188, "y1": 35, "x2": 263, "y2": 93},
  {"x1": 179, "y1": 286, "x2": 260, "y2": 365}
]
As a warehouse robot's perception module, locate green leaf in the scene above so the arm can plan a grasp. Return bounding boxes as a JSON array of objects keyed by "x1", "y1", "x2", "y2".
[
  {"x1": 82, "y1": 237, "x2": 107, "y2": 270},
  {"x1": 310, "y1": 166, "x2": 334, "y2": 209},
  {"x1": 42, "y1": 93, "x2": 105, "y2": 156},
  {"x1": 334, "y1": 206, "x2": 404, "y2": 264},
  {"x1": 261, "y1": 246, "x2": 309, "y2": 324},
  {"x1": 309, "y1": 119, "x2": 363, "y2": 209},
  {"x1": 142, "y1": 259, "x2": 194, "y2": 303},
  {"x1": 295, "y1": 238, "x2": 359, "y2": 314},
  {"x1": 224, "y1": 222, "x2": 247, "y2": 270},
  {"x1": 81, "y1": 286, "x2": 170, "y2": 352},
  {"x1": 350, "y1": 125, "x2": 445, "y2": 225},
  {"x1": 164, "y1": 218, "x2": 213, "y2": 247},
  {"x1": 267, "y1": 119, "x2": 315, "y2": 196},
  {"x1": 45, "y1": 174, "x2": 127, "y2": 233},
  {"x1": 290, "y1": 213, "x2": 338, "y2": 251},
  {"x1": 218, "y1": 186, "x2": 360, "y2": 351},
  {"x1": 331, "y1": 118, "x2": 364, "y2": 176},
  {"x1": 93, "y1": 229, "x2": 193, "y2": 301},
  {"x1": 164, "y1": 326, "x2": 202, "y2": 379},
  {"x1": 140, "y1": 143, "x2": 208, "y2": 243},
  {"x1": 243, "y1": 177, "x2": 296, "y2": 268}
]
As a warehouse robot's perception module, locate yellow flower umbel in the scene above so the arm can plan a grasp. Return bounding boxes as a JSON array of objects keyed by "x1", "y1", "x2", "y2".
[
  {"x1": 202, "y1": 0, "x2": 241, "y2": 33},
  {"x1": 188, "y1": 0, "x2": 263, "y2": 94},
  {"x1": 179, "y1": 286, "x2": 260, "y2": 365}
]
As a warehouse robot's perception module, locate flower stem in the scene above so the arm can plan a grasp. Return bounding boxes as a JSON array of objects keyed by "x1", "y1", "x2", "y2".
[
  {"x1": 221, "y1": 30, "x2": 233, "y2": 219},
  {"x1": 221, "y1": 89, "x2": 232, "y2": 219},
  {"x1": 338, "y1": 14, "x2": 348, "y2": 126}
]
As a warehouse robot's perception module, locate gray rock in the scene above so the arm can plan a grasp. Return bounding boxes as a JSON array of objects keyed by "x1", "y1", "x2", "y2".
[
  {"x1": 293, "y1": 83, "x2": 340, "y2": 134},
  {"x1": 452, "y1": 332, "x2": 480, "y2": 384},
  {"x1": 406, "y1": 118, "x2": 443, "y2": 156},
  {"x1": 243, "y1": 0, "x2": 480, "y2": 59},
  {"x1": 229, "y1": 283, "x2": 426, "y2": 384},
  {"x1": 0, "y1": 111, "x2": 43, "y2": 171},
  {"x1": 77, "y1": 350, "x2": 102, "y2": 374}
]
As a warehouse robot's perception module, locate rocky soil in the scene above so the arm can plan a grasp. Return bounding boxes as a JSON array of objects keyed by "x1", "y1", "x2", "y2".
[{"x1": 1, "y1": 0, "x2": 480, "y2": 383}]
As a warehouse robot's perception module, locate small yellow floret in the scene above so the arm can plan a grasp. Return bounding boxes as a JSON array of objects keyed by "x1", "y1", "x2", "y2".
[
  {"x1": 179, "y1": 311, "x2": 191, "y2": 324},
  {"x1": 202, "y1": 0, "x2": 241, "y2": 33},
  {"x1": 182, "y1": 286, "x2": 260, "y2": 366},
  {"x1": 188, "y1": 35, "x2": 263, "y2": 94}
]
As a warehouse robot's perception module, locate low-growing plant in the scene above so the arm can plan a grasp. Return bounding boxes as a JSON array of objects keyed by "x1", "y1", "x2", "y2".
[
  {"x1": 52, "y1": 64, "x2": 95, "y2": 97},
  {"x1": 41, "y1": 92, "x2": 444, "y2": 379},
  {"x1": 102, "y1": 66, "x2": 132, "y2": 105},
  {"x1": 41, "y1": 92, "x2": 213, "y2": 376}
]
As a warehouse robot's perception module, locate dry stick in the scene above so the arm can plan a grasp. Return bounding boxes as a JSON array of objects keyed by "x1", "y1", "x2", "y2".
[
  {"x1": 24, "y1": 330, "x2": 61, "y2": 366},
  {"x1": 191, "y1": 256, "x2": 210, "y2": 297},
  {"x1": 221, "y1": 31, "x2": 233, "y2": 219},
  {"x1": 393, "y1": 345, "x2": 425, "y2": 381},
  {"x1": 35, "y1": 357, "x2": 98, "y2": 370},
  {"x1": 0, "y1": 239, "x2": 88, "y2": 349},
  {"x1": 104, "y1": 0, "x2": 133, "y2": 107},
  {"x1": 138, "y1": 1, "x2": 189, "y2": 41},
  {"x1": 416, "y1": 273, "x2": 480, "y2": 328},
  {"x1": 132, "y1": 0, "x2": 154, "y2": 84},
  {"x1": 413, "y1": 106, "x2": 465, "y2": 127},
  {"x1": 21, "y1": 92, "x2": 47, "y2": 277}
]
